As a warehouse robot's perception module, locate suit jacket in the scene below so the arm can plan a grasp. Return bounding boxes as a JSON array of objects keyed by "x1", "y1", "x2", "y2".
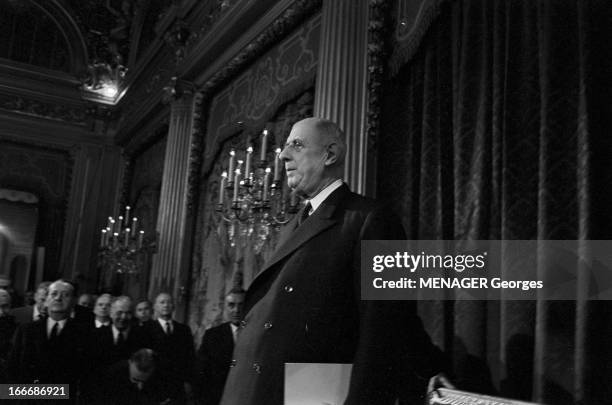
[
  {"x1": 141, "y1": 319, "x2": 195, "y2": 387},
  {"x1": 197, "y1": 322, "x2": 235, "y2": 405},
  {"x1": 8, "y1": 317, "x2": 86, "y2": 384},
  {"x1": 11, "y1": 305, "x2": 36, "y2": 325},
  {"x1": 220, "y1": 184, "x2": 442, "y2": 405}
]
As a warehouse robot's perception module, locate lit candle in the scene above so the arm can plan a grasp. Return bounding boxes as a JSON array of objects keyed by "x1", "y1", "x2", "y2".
[
  {"x1": 107, "y1": 216, "x2": 113, "y2": 229},
  {"x1": 113, "y1": 232, "x2": 119, "y2": 248},
  {"x1": 138, "y1": 230, "x2": 144, "y2": 248},
  {"x1": 245, "y1": 146, "x2": 253, "y2": 180},
  {"x1": 131, "y1": 217, "x2": 138, "y2": 237},
  {"x1": 118, "y1": 216, "x2": 123, "y2": 229},
  {"x1": 125, "y1": 206, "x2": 131, "y2": 227},
  {"x1": 110, "y1": 219, "x2": 116, "y2": 234},
  {"x1": 260, "y1": 130, "x2": 268, "y2": 161},
  {"x1": 263, "y1": 168, "x2": 271, "y2": 200},
  {"x1": 233, "y1": 169, "x2": 241, "y2": 202},
  {"x1": 219, "y1": 171, "x2": 227, "y2": 204},
  {"x1": 100, "y1": 229, "x2": 106, "y2": 247},
  {"x1": 228, "y1": 150, "x2": 236, "y2": 179},
  {"x1": 124, "y1": 229, "x2": 130, "y2": 248},
  {"x1": 274, "y1": 148, "x2": 281, "y2": 181}
]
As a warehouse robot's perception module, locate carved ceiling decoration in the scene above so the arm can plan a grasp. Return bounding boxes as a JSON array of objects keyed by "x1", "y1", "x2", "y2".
[{"x1": 0, "y1": 93, "x2": 88, "y2": 125}]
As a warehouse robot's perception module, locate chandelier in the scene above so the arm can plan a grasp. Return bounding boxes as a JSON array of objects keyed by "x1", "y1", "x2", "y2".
[
  {"x1": 98, "y1": 206, "x2": 155, "y2": 274},
  {"x1": 216, "y1": 129, "x2": 298, "y2": 253}
]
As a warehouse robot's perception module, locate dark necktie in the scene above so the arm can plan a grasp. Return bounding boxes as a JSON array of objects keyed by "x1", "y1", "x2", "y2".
[
  {"x1": 117, "y1": 331, "x2": 125, "y2": 346},
  {"x1": 297, "y1": 202, "x2": 312, "y2": 227},
  {"x1": 49, "y1": 322, "x2": 59, "y2": 341},
  {"x1": 165, "y1": 321, "x2": 172, "y2": 335}
]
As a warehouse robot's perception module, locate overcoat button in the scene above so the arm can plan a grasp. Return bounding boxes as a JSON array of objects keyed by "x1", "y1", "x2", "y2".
[
  {"x1": 264, "y1": 322, "x2": 272, "y2": 329},
  {"x1": 284, "y1": 285, "x2": 293, "y2": 292}
]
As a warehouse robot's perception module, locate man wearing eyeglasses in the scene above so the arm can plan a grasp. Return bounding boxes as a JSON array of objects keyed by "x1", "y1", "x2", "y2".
[{"x1": 220, "y1": 118, "x2": 446, "y2": 405}]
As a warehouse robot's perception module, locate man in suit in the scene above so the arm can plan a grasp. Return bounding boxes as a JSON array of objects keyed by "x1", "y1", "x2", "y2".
[
  {"x1": 11, "y1": 281, "x2": 51, "y2": 325},
  {"x1": 220, "y1": 118, "x2": 445, "y2": 405},
  {"x1": 196, "y1": 288, "x2": 245, "y2": 405},
  {"x1": 8, "y1": 279, "x2": 86, "y2": 397},
  {"x1": 0, "y1": 289, "x2": 17, "y2": 381},
  {"x1": 143, "y1": 292, "x2": 195, "y2": 403}
]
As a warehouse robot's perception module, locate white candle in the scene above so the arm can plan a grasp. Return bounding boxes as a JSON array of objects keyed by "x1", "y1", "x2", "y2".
[
  {"x1": 101, "y1": 229, "x2": 106, "y2": 247},
  {"x1": 125, "y1": 206, "x2": 131, "y2": 227},
  {"x1": 274, "y1": 148, "x2": 281, "y2": 181},
  {"x1": 263, "y1": 168, "x2": 271, "y2": 200},
  {"x1": 219, "y1": 171, "x2": 227, "y2": 204},
  {"x1": 113, "y1": 232, "x2": 119, "y2": 248},
  {"x1": 107, "y1": 216, "x2": 113, "y2": 229},
  {"x1": 138, "y1": 230, "x2": 144, "y2": 248},
  {"x1": 131, "y1": 217, "x2": 138, "y2": 237},
  {"x1": 245, "y1": 146, "x2": 253, "y2": 180},
  {"x1": 260, "y1": 130, "x2": 268, "y2": 161},
  {"x1": 233, "y1": 169, "x2": 241, "y2": 202},
  {"x1": 124, "y1": 229, "x2": 130, "y2": 247},
  {"x1": 110, "y1": 219, "x2": 116, "y2": 234},
  {"x1": 228, "y1": 150, "x2": 236, "y2": 179}
]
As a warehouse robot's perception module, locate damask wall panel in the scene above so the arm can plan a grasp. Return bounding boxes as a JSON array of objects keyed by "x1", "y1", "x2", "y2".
[
  {"x1": 188, "y1": 16, "x2": 321, "y2": 339},
  {"x1": 119, "y1": 133, "x2": 167, "y2": 299},
  {"x1": 0, "y1": 140, "x2": 73, "y2": 281}
]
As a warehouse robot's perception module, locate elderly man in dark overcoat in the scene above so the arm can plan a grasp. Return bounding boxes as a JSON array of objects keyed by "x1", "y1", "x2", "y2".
[{"x1": 220, "y1": 117, "x2": 445, "y2": 405}]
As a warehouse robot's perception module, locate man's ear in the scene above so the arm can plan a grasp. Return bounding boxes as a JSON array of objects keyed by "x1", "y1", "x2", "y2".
[{"x1": 324, "y1": 143, "x2": 340, "y2": 166}]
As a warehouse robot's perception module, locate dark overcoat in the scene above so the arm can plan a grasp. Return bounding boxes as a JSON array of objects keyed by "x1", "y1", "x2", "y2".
[{"x1": 220, "y1": 184, "x2": 442, "y2": 405}]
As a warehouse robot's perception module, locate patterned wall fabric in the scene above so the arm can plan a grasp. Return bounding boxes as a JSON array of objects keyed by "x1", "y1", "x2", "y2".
[{"x1": 379, "y1": 1, "x2": 612, "y2": 404}]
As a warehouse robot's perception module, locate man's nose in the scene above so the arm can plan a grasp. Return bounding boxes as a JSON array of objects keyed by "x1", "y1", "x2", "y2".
[{"x1": 279, "y1": 146, "x2": 290, "y2": 161}]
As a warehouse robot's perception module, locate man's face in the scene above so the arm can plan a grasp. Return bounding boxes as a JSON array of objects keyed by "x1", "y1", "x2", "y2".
[
  {"x1": 128, "y1": 361, "x2": 153, "y2": 390},
  {"x1": 0, "y1": 293, "x2": 11, "y2": 317},
  {"x1": 279, "y1": 120, "x2": 329, "y2": 198},
  {"x1": 135, "y1": 302, "x2": 152, "y2": 322},
  {"x1": 94, "y1": 295, "x2": 112, "y2": 320},
  {"x1": 111, "y1": 300, "x2": 133, "y2": 331},
  {"x1": 45, "y1": 282, "x2": 74, "y2": 316},
  {"x1": 154, "y1": 294, "x2": 174, "y2": 318},
  {"x1": 224, "y1": 293, "x2": 245, "y2": 325},
  {"x1": 34, "y1": 286, "x2": 49, "y2": 311}
]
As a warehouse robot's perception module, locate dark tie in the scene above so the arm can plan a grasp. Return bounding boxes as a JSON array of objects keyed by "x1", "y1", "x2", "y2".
[
  {"x1": 297, "y1": 202, "x2": 311, "y2": 227},
  {"x1": 165, "y1": 321, "x2": 172, "y2": 335},
  {"x1": 49, "y1": 322, "x2": 59, "y2": 341},
  {"x1": 117, "y1": 331, "x2": 125, "y2": 346}
]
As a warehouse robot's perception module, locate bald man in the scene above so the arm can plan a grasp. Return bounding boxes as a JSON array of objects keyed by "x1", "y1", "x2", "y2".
[
  {"x1": 8, "y1": 279, "x2": 86, "y2": 391},
  {"x1": 220, "y1": 118, "x2": 444, "y2": 405}
]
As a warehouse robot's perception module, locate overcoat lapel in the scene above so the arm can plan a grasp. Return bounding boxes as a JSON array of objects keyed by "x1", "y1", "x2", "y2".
[{"x1": 249, "y1": 184, "x2": 349, "y2": 288}]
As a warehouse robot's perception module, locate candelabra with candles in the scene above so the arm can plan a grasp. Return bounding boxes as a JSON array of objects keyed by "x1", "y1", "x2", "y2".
[
  {"x1": 216, "y1": 129, "x2": 298, "y2": 253},
  {"x1": 98, "y1": 206, "x2": 156, "y2": 274}
]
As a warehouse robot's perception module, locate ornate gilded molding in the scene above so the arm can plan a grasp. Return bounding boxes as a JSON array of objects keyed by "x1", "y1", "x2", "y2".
[
  {"x1": 366, "y1": 0, "x2": 391, "y2": 156},
  {"x1": 186, "y1": 92, "x2": 205, "y2": 216},
  {"x1": 0, "y1": 94, "x2": 87, "y2": 125}
]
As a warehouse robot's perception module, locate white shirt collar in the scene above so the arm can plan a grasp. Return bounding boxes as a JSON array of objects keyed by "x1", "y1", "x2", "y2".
[
  {"x1": 33, "y1": 305, "x2": 41, "y2": 320},
  {"x1": 307, "y1": 179, "x2": 344, "y2": 215},
  {"x1": 46, "y1": 317, "x2": 67, "y2": 338},
  {"x1": 95, "y1": 319, "x2": 110, "y2": 328},
  {"x1": 157, "y1": 318, "x2": 172, "y2": 331}
]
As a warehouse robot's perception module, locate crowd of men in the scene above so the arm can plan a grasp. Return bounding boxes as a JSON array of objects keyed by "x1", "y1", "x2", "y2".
[{"x1": 0, "y1": 279, "x2": 246, "y2": 405}]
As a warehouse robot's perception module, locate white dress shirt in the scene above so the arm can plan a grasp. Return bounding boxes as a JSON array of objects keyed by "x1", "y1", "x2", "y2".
[{"x1": 306, "y1": 179, "x2": 344, "y2": 215}]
